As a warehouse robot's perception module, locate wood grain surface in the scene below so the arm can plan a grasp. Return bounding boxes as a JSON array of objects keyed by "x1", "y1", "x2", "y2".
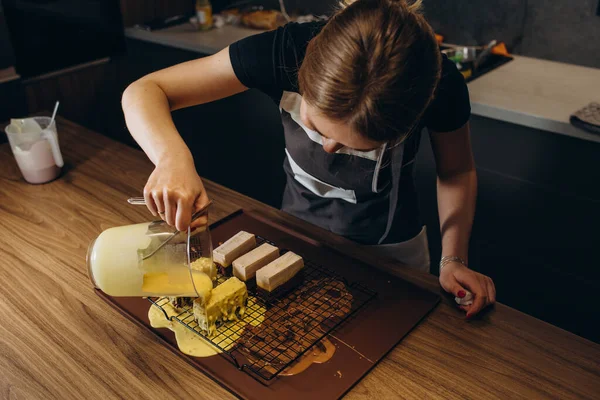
[{"x1": 0, "y1": 116, "x2": 598, "y2": 400}]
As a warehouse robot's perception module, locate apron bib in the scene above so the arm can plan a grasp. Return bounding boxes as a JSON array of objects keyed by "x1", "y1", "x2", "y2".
[{"x1": 279, "y1": 90, "x2": 427, "y2": 257}]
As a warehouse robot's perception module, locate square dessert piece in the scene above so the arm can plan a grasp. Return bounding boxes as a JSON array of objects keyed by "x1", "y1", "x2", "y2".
[
  {"x1": 256, "y1": 252, "x2": 304, "y2": 292},
  {"x1": 193, "y1": 277, "x2": 248, "y2": 337},
  {"x1": 213, "y1": 231, "x2": 256, "y2": 267}
]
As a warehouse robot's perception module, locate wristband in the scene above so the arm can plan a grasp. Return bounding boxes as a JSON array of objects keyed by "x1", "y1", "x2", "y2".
[{"x1": 439, "y1": 255, "x2": 467, "y2": 272}]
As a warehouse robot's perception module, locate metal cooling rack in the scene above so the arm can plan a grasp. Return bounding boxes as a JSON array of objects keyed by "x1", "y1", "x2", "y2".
[{"x1": 148, "y1": 235, "x2": 377, "y2": 384}]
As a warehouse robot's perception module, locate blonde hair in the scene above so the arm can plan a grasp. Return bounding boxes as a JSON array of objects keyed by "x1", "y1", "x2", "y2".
[{"x1": 299, "y1": 0, "x2": 440, "y2": 142}]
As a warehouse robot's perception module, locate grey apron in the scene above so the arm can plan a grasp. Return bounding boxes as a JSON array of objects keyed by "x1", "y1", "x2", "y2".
[{"x1": 278, "y1": 91, "x2": 430, "y2": 271}]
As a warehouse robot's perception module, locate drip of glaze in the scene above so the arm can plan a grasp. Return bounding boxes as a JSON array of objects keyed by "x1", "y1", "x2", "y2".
[{"x1": 279, "y1": 338, "x2": 336, "y2": 376}]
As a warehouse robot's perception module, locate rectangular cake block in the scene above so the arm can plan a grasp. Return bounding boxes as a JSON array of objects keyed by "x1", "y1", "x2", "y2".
[
  {"x1": 256, "y1": 251, "x2": 304, "y2": 292},
  {"x1": 232, "y1": 243, "x2": 279, "y2": 281},
  {"x1": 213, "y1": 231, "x2": 256, "y2": 267},
  {"x1": 193, "y1": 277, "x2": 248, "y2": 337}
]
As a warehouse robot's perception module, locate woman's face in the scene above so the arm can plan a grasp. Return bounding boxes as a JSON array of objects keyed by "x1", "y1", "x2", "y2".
[{"x1": 300, "y1": 98, "x2": 384, "y2": 153}]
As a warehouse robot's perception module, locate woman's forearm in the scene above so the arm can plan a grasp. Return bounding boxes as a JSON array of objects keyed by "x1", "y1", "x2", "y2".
[
  {"x1": 121, "y1": 47, "x2": 247, "y2": 168},
  {"x1": 122, "y1": 80, "x2": 193, "y2": 167},
  {"x1": 436, "y1": 168, "x2": 477, "y2": 263}
]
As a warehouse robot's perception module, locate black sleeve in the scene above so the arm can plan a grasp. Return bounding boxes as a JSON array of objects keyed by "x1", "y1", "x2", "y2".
[
  {"x1": 423, "y1": 55, "x2": 471, "y2": 132},
  {"x1": 229, "y1": 22, "x2": 323, "y2": 99}
]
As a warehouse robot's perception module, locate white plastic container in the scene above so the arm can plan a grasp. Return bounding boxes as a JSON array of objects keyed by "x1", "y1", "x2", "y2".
[{"x1": 4, "y1": 117, "x2": 64, "y2": 184}]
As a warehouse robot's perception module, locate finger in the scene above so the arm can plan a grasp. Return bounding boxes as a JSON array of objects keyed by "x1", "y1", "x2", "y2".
[
  {"x1": 190, "y1": 214, "x2": 209, "y2": 229},
  {"x1": 175, "y1": 196, "x2": 194, "y2": 232},
  {"x1": 467, "y1": 285, "x2": 488, "y2": 318},
  {"x1": 152, "y1": 191, "x2": 165, "y2": 220},
  {"x1": 454, "y1": 271, "x2": 480, "y2": 299},
  {"x1": 190, "y1": 194, "x2": 210, "y2": 229},
  {"x1": 458, "y1": 305, "x2": 470, "y2": 313},
  {"x1": 439, "y1": 271, "x2": 468, "y2": 299},
  {"x1": 456, "y1": 292, "x2": 474, "y2": 306},
  {"x1": 486, "y1": 278, "x2": 496, "y2": 304},
  {"x1": 163, "y1": 190, "x2": 176, "y2": 227},
  {"x1": 144, "y1": 186, "x2": 158, "y2": 216},
  {"x1": 455, "y1": 273, "x2": 487, "y2": 318}
]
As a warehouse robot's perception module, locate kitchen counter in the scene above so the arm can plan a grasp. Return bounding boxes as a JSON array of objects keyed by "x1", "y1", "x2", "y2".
[
  {"x1": 125, "y1": 23, "x2": 260, "y2": 56},
  {"x1": 1, "y1": 115, "x2": 598, "y2": 399},
  {"x1": 469, "y1": 55, "x2": 600, "y2": 144},
  {"x1": 125, "y1": 24, "x2": 600, "y2": 144},
  {"x1": 0, "y1": 66, "x2": 19, "y2": 84}
]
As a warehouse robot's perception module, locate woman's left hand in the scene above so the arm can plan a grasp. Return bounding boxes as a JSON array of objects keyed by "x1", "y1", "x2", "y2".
[{"x1": 439, "y1": 262, "x2": 496, "y2": 318}]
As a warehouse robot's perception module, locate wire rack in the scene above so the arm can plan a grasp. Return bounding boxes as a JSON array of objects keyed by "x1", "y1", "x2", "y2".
[{"x1": 148, "y1": 235, "x2": 377, "y2": 383}]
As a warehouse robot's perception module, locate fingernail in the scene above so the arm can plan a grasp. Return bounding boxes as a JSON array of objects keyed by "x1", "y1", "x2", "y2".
[
  {"x1": 458, "y1": 290, "x2": 466, "y2": 298},
  {"x1": 465, "y1": 313, "x2": 472, "y2": 319}
]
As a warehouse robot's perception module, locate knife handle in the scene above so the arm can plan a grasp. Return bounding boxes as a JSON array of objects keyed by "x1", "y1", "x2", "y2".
[
  {"x1": 127, "y1": 197, "x2": 146, "y2": 205},
  {"x1": 127, "y1": 197, "x2": 213, "y2": 216}
]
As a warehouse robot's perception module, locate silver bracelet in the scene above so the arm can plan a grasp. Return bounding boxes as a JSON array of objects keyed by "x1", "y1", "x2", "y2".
[{"x1": 439, "y1": 255, "x2": 468, "y2": 272}]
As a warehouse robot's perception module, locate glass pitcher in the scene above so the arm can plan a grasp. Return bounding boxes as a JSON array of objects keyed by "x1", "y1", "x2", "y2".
[
  {"x1": 87, "y1": 206, "x2": 214, "y2": 300},
  {"x1": 5, "y1": 116, "x2": 64, "y2": 184}
]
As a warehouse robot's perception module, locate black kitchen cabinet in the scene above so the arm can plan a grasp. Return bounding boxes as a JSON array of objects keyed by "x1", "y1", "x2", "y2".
[
  {"x1": 117, "y1": 38, "x2": 287, "y2": 209},
  {"x1": 0, "y1": 76, "x2": 27, "y2": 125},
  {"x1": 0, "y1": 7, "x2": 27, "y2": 127},
  {"x1": 2, "y1": 0, "x2": 124, "y2": 79},
  {"x1": 416, "y1": 115, "x2": 600, "y2": 343}
]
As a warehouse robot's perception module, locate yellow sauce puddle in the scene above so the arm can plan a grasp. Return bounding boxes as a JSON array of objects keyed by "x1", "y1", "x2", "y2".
[{"x1": 148, "y1": 296, "x2": 265, "y2": 357}]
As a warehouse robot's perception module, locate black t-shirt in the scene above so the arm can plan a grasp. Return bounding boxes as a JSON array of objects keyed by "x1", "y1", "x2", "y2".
[{"x1": 229, "y1": 21, "x2": 471, "y2": 245}]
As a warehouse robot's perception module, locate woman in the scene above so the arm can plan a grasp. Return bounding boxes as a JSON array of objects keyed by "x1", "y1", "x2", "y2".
[{"x1": 122, "y1": 0, "x2": 496, "y2": 317}]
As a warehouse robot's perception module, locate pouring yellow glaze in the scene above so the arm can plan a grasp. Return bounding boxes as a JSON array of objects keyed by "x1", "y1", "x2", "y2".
[
  {"x1": 88, "y1": 221, "x2": 214, "y2": 298},
  {"x1": 142, "y1": 269, "x2": 213, "y2": 301}
]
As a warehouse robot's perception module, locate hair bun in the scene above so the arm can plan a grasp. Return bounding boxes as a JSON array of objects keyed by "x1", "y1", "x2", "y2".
[
  {"x1": 340, "y1": 0, "x2": 423, "y2": 13},
  {"x1": 388, "y1": 0, "x2": 423, "y2": 12}
]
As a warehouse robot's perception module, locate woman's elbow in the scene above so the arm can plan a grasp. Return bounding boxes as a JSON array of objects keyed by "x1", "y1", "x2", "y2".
[
  {"x1": 121, "y1": 78, "x2": 167, "y2": 112},
  {"x1": 121, "y1": 79, "x2": 143, "y2": 111}
]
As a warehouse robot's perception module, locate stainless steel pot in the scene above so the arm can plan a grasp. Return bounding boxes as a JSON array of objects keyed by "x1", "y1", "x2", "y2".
[{"x1": 441, "y1": 40, "x2": 497, "y2": 71}]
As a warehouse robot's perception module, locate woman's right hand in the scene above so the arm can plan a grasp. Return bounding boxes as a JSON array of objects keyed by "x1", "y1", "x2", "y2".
[{"x1": 143, "y1": 155, "x2": 209, "y2": 232}]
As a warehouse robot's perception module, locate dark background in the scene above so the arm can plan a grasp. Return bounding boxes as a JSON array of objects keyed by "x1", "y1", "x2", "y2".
[
  {"x1": 227, "y1": 0, "x2": 600, "y2": 68},
  {"x1": 2, "y1": 0, "x2": 598, "y2": 73}
]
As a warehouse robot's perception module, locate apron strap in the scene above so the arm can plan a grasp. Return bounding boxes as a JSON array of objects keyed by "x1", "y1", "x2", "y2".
[{"x1": 377, "y1": 140, "x2": 405, "y2": 244}]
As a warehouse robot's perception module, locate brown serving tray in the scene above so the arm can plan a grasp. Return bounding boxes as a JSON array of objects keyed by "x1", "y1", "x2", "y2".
[{"x1": 97, "y1": 209, "x2": 440, "y2": 399}]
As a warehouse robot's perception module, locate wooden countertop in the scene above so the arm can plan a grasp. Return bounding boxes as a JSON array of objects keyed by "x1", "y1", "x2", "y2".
[
  {"x1": 1, "y1": 116, "x2": 599, "y2": 399},
  {"x1": 125, "y1": 24, "x2": 600, "y2": 144}
]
